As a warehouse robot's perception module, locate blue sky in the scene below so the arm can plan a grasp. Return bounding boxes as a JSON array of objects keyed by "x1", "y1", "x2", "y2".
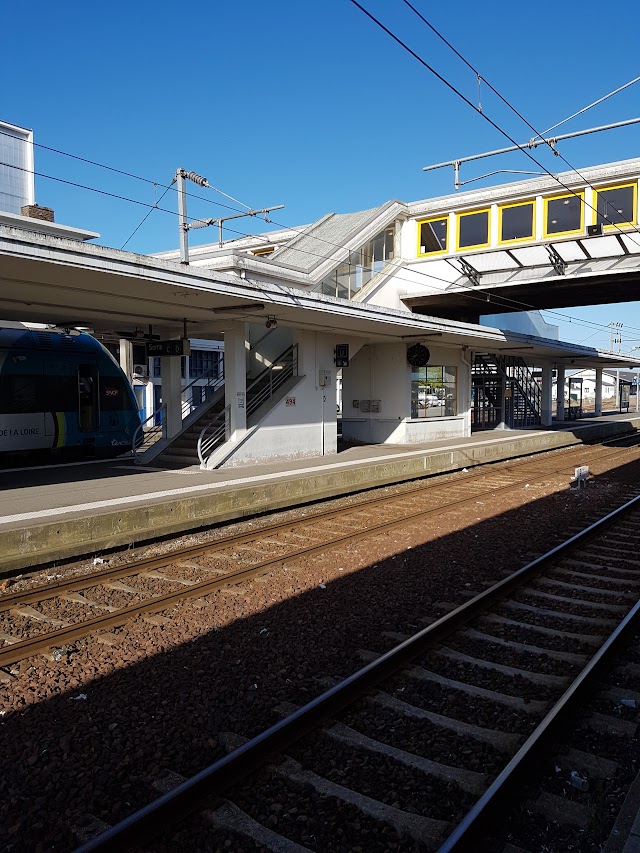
[{"x1": 5, "y1": 0, "x2": 640, "y2": 350}]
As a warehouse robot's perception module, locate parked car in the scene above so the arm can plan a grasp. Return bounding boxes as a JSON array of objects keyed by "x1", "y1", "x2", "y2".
[{"x1": 422, "y1": 393, "x2": 444, "y2": 407}]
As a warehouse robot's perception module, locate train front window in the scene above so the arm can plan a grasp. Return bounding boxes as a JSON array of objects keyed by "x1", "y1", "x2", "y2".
[{"x1": 78, "y1": 364, "x2": 99, "y2": 431}]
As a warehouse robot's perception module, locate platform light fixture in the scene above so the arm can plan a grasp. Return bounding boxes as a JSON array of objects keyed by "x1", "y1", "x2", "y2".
[{"x1": 265, "y1": 316, "x2": 278, "y2": 329}]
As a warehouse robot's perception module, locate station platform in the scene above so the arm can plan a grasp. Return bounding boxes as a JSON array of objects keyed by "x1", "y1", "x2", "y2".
[{"x1": 1, "y1": 411, "x2": 639, "y2": 575}]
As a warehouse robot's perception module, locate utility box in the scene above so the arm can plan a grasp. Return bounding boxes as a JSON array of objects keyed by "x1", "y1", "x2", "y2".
[{"x1": 319, "y1": 369, "x2": 331, "y2": 386}]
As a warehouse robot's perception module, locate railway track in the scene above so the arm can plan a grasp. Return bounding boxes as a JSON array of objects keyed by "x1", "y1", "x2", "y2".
[
  {"x1": 2, "y1": 437, "x2": 640, "y2": 673},
  {"x1": 72, "y1": 489, "x2": 640, "y2": 853}
]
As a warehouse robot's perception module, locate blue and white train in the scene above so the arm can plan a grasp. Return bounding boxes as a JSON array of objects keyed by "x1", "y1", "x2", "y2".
[{"x1": 0, "y1": 324, "x2": 141, "y2": 460}]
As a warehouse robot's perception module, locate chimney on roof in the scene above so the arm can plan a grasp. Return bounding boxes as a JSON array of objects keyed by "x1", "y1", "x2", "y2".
[{"x1": 21, "y1": 203, "x2": 54, "y2": 222}]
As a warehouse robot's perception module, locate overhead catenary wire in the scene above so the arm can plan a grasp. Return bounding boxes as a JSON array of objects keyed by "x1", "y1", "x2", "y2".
[
  {"x1": 402, "y1": 0, "x2": 640, "y2": 238},
  {"x1": 2, "y1": 154, "x2": 640, "y2": 348},
  {"x1": 351, "y1": 0, "x2": 640, "y2": 256}
]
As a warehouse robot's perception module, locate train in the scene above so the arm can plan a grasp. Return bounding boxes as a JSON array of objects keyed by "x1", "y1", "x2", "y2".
[{"x1": 0, "y1": 323, "x2": 141, "y2": 461}]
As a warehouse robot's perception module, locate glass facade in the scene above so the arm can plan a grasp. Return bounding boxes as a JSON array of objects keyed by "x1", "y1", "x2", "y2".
[
  {"x1": 189, "y1": 349, "x2": 219, "y2": 378},
  {"x1": 0, "y1": 124, "x2": 32, "y2": 215},
  {"x1": 317, "y1": 225, "x2": 394, "y2": 299},
  {"x1": 411, "y1": 366, "x2": 457, "y2": 418}
]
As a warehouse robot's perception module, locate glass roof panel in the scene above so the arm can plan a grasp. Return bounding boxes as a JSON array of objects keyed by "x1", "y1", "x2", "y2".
[
  {"x1": 508, "y1": 245, "x2": 552, "y2": 265},
  {"x1": 621, "y1": 233, "x2": 640, "y2": 254},
  {"x1": 553, "y1": 241, "x2": 587, "y2": 262},
  {"x1": 456, "y1": 251, "x2": 518, "y2": 273},
  {"x1": 579, "y1": 235, "x2": 624, "y2": 258}
]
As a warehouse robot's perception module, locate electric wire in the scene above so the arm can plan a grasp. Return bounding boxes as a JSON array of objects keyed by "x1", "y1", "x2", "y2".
[
  {"x1": 401, "y1": 0, "x2": 640, "y2": 239},
  {"x1": 3, "y1": 152, "x2": 639, "y2": 347},
  {"x1": 352, "y1": 0, "x2": 640, "y2": 255}
]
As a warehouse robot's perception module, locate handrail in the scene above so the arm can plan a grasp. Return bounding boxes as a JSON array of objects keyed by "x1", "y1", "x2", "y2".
[
  {"x1": 196, "y1": 344, "x2": 298, "y2": 468},
  {"x1": 246, "y1": 344, "x2": 298, "y2": 418},
  {"x1": 132, "y1": 359, "x2": 225, "y2": 462},
  {"x1": 197, "y1": 405, "x2": 231, "y2": 467},
  {"x1": 180, "y1": 358, "x2": 224, "y2": 418},
  {"x1": 132, "y1": 404, "x2": 167, "y2": 460}
]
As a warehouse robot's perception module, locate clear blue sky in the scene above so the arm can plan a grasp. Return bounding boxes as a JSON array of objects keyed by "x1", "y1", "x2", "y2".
[{"x1": 5, "y1": 0, "x2": 640, "y2": 351}]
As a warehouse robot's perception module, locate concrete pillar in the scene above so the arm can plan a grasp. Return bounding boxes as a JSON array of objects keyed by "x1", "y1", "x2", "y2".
[
  {"x1": 556, "y1": 365, "x2": 566, "y2": 421},
  {"x1": 595, "y1": 367, "x2": 603, "y2": 416},
  {"x1": 541, "y1": 363, "x2": 553, "y2": 427},
  {"x1": 223, "y1": 322, "x2": 248, "y2": 441},
  {"x1": 160, "y1": 355, "x2": 183, "y2": 438},
  {"x1": 119, "y1": 339, "x2": 133, "y2": 383}
]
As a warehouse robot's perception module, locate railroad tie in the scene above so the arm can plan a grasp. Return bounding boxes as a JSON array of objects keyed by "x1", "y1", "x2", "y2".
[
  {"x1": 62, "y1": 592, "x2": 117, "y2": 612},
  {"x1": 152, "y1": 771, "x2": 313, "y2": 852},
  {"x1": 356, "y1": 649, "x2": 549, "y2": 714},
  {"x1": 141, "y1": 571, "x2": 195, "y2": 585},
  {"x1": 10, "y1": 605, "x2": 68, "y2": 626},
  {"x1": 219, "y1": 731, "x2": 449, "y2": 847}
]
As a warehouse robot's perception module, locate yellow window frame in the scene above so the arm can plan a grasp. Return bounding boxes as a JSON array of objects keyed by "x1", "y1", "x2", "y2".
[
  {"x1": 498, "y1": 199, "x2": 536, "y2": 245},
  {"x1": 593, "y1": 181, "x2": 637, "y2": 230},
  {"x1": 543, "y1": 191, "x2": 584, "y2": 239},
  {"x1": 456, "y1": 207, "x2": 491, "y2": 252},
  {"x1": 417, "y1": 216, "x2": 448, "y2": 256}
]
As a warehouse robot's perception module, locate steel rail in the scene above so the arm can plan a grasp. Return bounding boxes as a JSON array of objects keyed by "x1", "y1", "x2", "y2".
[
  {"x1": 4, "y1": 443, "x2": 638, "y2": 668},
  {"x1": 74, "y1": 493, "x2": 640, "y2": 853},
  {"x1": 3, "y1": 437, "x2": 636, "y2": 613},
  {"x1": 3, "y1": 442, "x2": 639, "y2": 668}
]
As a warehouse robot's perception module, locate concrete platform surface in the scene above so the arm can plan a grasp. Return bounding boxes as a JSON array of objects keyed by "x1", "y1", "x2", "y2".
[{"x1": 0, "y1": 412, "x2": 638, "y2": 574}]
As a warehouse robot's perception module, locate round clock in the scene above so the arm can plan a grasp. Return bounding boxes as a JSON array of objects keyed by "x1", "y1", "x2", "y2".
[{"x1": 407, "y1": 343, "x2": 430, "y2": 367}]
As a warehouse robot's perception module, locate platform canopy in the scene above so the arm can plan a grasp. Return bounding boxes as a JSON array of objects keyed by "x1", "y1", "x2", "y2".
[{"x1": 0, "y1": 224, "x2": 638, "y2": 370}]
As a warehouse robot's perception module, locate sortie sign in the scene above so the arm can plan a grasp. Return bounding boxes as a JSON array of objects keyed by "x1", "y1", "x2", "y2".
[{"x1": 146, "y1": 339, "x2": 191, "y2": 357}]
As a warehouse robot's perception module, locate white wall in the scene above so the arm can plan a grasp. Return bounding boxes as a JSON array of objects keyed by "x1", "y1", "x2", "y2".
[
  {"x1": 342, "y1": 342, "x2": 469, "y2": 444},
  {"x1": 219, "y1": 329, "x2": 340, "y2": 466}
]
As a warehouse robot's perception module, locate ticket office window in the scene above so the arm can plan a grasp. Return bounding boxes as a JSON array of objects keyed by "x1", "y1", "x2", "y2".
[
  {"x1": 544, "y1": 193, "x2": 584, "y2": 238},
  {"x1": 457, "y1": 209, "x2": 490, "y2": 251},
  {"x1": 595, "y1": 183, "x2": 636, "y2": 228},
  {"x1": 418, "y1": 217, "x2": 448, "y2": 255},
  {"x1": 499, "y1": 201, "x2": 535, "y2": 243}
]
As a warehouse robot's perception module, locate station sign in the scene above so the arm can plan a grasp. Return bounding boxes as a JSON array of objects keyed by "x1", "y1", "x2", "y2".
[
  {"x1": 146, "y1": 339, "x2": 191, "y2": 357},
  {"x1": 334, "y1": 344, "x2": 349, "y2": 368}
]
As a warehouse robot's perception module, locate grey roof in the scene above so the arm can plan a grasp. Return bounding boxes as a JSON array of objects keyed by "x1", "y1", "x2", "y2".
[{"x1": 269, "y1": 204, "x2": 389, "y2": 272}]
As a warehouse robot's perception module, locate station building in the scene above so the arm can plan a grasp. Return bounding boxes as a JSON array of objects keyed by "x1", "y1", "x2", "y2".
[
  {"x1": 147, "y1": 157, "x2": 640, "y2": 464},
  {"x1": 1, "y1": 118, "x2": 639, "y2": 470}
]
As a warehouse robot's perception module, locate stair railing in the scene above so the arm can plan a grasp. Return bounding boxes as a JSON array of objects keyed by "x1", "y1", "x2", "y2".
[
  {"x1": 132, "y1": 404, "x2": 167, "y2": 461},
  {"x1": 132, "y1": 359, "x2": 225, "y2": 462},
  {"x1": 181, "y1": 357, "x2": 224, "y2": 418},
  {"x1": 246, "y1": 344, "x2": 298, "y2": 418},
  {"x1": 196, "y1": 345, "x2": 298, "y2": 468},
  {"x1": 197, "y1": 405, "x2": 231, "y2": 467}
]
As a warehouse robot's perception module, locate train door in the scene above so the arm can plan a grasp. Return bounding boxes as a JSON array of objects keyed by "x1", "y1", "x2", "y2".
[
  {"x1": 45, "y1": 359, "x2": 76, "y2": 439},
  {"x1": 78, "y1": 363, "x2": 99, "y2": 431}
]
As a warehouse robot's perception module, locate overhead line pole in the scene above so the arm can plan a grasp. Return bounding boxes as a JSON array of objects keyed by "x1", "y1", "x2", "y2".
[{"x1": 422, "y1": 118, "x2": 640, "y2": 189}]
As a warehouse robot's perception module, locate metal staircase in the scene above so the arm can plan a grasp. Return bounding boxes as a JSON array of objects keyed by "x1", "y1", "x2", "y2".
[
  {"x1": 472, "y1": 353, "x2": 541, "y2": 430},
  {"x1": 197, "y1": 343, "x2": 299, "y2": 469}
]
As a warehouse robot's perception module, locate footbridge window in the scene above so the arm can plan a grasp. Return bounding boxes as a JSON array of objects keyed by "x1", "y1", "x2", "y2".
[
  {"x1": 457, "y1": 208, "x2": 490, "y2": 251},
  {"x1": 411, "y1": 365, "x2": 457, "y2": 418},
  {"x1": 499, "y1": 201, "x2": 535, "y2": 243},
  {"x1": 418, "y1": 216, "x2": 448, "y2": 255},
  {"x1": 595, "y1": 183, "x2": 636, "y2": 228},
  {"x1": 318, "y1": 225, "x2": 395, "y2": 299},
  {"x1": 544, "y1": 192, "x2": 584, "y2": 238}
]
